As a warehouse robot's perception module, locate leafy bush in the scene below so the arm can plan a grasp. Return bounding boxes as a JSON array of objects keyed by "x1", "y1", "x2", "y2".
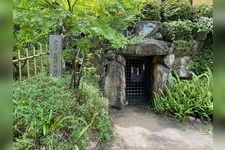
[
  {"x1": 193, "y1": 4, "x2": 213, "y2": 18},
  {"x1": 189, "y1": 45, "x2": 213, "y2": 75},
  {"x1": 154, "y1": 69, "x2": 213, "y2": 121},
  {"x1": 192, "y1": 17, "x2": 213, "y2": 39},
  {"x1": 161, "y1": 0, "x2": 193, "y2": 21},
  {"x1": 141, "y1": 0, "x2": 161, "y2": 21},
  {"x1": 162, "y1": 20, "x2": 193, "y2": 41},
  {"x1": 172, "y1": 40, "x2": 196, "y2": 55},
  {"x1": 13, "y1": 74, "x2": 112, "y2": 149}
]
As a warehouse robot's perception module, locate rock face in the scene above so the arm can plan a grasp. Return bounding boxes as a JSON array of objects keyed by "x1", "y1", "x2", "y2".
[
  {"x1": 102, "y1": 56, "x2": 126, "y2": 109},
  {"x1": 163, "y1": 54, "x2": 175, "y2": 68},
  {"x1": 102, "y1": 39, "x2": 174, "y2": 108},
  {"x1": 101, "y1": 53, "x2": 174, "y2": 108},
  {"x1": 100, "y1": 18, "x2": 211, "y2": 109},
  {"x1": 121, "y1": 39, "x2": 173, "y2": 56},
  {"x1": 134, "y1": 21, "x2": 162, "y2": 37},
  {"x1": 100, "y1": 21, "x2": 209, "y2": 109},
  {"x1": 173, "y1": 56, "x2": 191, "y2": 79},
  {"x1": 153, "y1": 64, "x2": 171, "y2": 93}
]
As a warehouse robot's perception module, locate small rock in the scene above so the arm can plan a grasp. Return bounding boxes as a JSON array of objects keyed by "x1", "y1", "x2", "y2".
[
  {"x1": 134, "y1": 21, "x2": 162, "y2": 37},
  {"x1": 196, "y1": 118, "x2": 202, "y2": 124},
  {"x1": 186, "y1": 116, "x2": 195, "y2": 122},
  {"x1": 165, "y1": 111, "x2": 173, "y2": 117},
  {"x1": 172, "y1": 56, "x2": 192, "y2": 79},
  {"x1": 202, "y1": 120, "x2": 209, "y2": 125},
  {"x1": 163, "y1": 54, "x2": 175, "y2": 69}
]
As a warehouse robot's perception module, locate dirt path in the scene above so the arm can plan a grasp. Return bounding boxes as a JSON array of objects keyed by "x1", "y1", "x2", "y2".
[{"x1": 102, "y1": 106, "x2": 213, "y2": 150}]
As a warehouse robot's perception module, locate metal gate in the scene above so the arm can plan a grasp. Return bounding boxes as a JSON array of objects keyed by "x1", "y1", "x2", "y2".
[{"x1": 125, "y1": 57, "x2": 152, "y2": 105}]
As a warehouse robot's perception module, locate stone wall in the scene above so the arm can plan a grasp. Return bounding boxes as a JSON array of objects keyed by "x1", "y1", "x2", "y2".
[
  {"x1": 100, "y1": 21, "x2": 174, "y2": 108},
  {"x1": 100, "y1": 20, "x2": 206, "y2": 109}
]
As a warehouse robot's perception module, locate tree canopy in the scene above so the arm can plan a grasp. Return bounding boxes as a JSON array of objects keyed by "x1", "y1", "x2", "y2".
[{"x1": 13, "y1": 0, "x2": 149, "y2": 52}]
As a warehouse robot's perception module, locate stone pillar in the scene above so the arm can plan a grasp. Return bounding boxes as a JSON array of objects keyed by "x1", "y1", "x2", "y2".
[
  {"x1": 103, "y1": 55, "x2": 126, "y2": 109},
  {"x1": 153, "y1": 64, "x2": 170, "y2": 93},
  {"x1": 152, "y1": 54, "x2": 175, "y2": 94},
  {"x1": 49, "y1": 35, "x2": 63, "y2": 78}
]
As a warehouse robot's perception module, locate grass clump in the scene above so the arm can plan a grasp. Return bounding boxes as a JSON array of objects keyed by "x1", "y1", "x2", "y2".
[{"x1": 13, "y1": 74, "x2": 112, "y2": 149}]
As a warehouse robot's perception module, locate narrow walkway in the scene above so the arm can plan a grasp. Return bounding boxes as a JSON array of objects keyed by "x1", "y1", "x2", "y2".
[{"x1": 103, "y1": 106, "x2": 213, "y2": 150}]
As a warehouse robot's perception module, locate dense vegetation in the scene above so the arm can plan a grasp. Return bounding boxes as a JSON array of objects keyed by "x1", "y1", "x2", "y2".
[
  {"x1": 13, "y1": 74, "x2": 112, "y2": 149},
  {"x1": 154, "y1": 69, "x2": 213, "y2": 121},
  {"x1": 13, "y1": 0, "x2": 213, "y2": 149},
  {"x1": 13, "y1": 0, "x2": 143, "y2": 149},
  {"x1": 153, "y1": 0, "x2": 213, "y2": 121}
]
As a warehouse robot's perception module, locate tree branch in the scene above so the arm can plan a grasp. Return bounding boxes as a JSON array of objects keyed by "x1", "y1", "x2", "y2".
[
  {"x1": 67, "y1": 0, "x2": 72, "y2": 13},
  {"x1": 71, "y1": 0, "x2": 79, "y2": 12},
  {"x1": 44, "y1": 0, "x2": 56, "y2": 9}
]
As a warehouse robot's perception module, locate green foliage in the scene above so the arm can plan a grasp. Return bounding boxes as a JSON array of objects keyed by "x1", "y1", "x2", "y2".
[
  {"x1": 13, "y1": 74, "x2": 112, "y2": 149},
  {"x1": 154, "y1": 69, "x2": 213, "y2": 121},
  {"x1": 162, "y1": 18, "x2": 212, "y2": 56},
  {"x1": 13, "y1": 0, "x2": 142, "y2": 51},
  {"x1": 162, "y1": 20, "x2": 193, "y2": 41},
  {"x1": 62, "y1": 48, "x2": 75, "y2": 62},
  {"x1": 161, "y1": 0, "x2": 193, "y2": 21},
  {"x1": 141, "y1": 0, "x2": 161, "y2": 21},
  {"x1": 172, "y1": 40, "x2": 196, "y2": 55},
  {"x1": 193, "y1": 4, "x2": 213, "y2": 18},
  {"x1": 189, "y1": 45, "x2": 213, "y2": 75},
  {"x1": 192, "y1": 17, "x2": 213, "y2": 39}
]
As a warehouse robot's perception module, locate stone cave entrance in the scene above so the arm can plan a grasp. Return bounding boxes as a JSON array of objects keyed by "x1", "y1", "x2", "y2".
[
  {"x1": 125, "y1": 57, "x2": 153, "y2": 105},
  {"x1": 101, "y1": 38, "x2": 174, "y2": 109}
]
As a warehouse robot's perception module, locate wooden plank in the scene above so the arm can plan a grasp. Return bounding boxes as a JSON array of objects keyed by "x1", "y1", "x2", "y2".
[
  {"x1": 33, "y1": 46, "x2": 37, "y2": 76},
  {"x1": 26, "y1": 48, "x2": 30, "y2": 78},
  {"x1": 18, "y1": 49, "x2": 22, "y2": 80}
]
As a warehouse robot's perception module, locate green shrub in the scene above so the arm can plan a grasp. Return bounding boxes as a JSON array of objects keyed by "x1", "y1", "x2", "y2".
[
  {"x1": 162, "y1": 20, "x2": 193, "y2": 41},
  {"x1": 192, "y1": 17, "x2": 213, "y2": 39},
  {"x1": 13, "y1": 74, "x2": 112, "y2": 149},
  {"x1": 189, "y1": 45, "x2": 213, "y2": 75},
  {"x1": 154, "y1": 69, "x2": 213, "y2": 121},
  {"x1": 141, "y1": 0, "x2": 161, "y2": 21},
  {"x1": 193, "y1": 4, "x2": 213, "y2": 18},
  {"x1": 161, "y1": 0, "x2": 193, "y2": 21},
  {"x1": 172, "y1": 40, "x2": 196, "y2": 56}
]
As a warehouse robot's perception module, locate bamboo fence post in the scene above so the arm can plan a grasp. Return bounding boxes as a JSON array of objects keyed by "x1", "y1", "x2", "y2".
[
  {"x1": 25, "y1": 48, "x2": 30, "y2": 78},
  {"x1": 33, "y1": 46, "x2": 37, "y2": 76},
  {"x1": 46, "y1": 43, "x2": 48, "y2": 71},
  {"x1": 18, "y1": 49, "x2": 22, "y2": 80},
  {"x1": 40, "y1": 43, "x2": 44, "y2": 72}
]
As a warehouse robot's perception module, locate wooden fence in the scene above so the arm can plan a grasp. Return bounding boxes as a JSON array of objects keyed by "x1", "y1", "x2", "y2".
[{"x1": 13, "y1": 44, "x2": 49, "y2": 80}]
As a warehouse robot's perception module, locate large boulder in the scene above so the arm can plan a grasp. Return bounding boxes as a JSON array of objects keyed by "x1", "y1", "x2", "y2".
[
  {"x1": 103, "y1": 59, "x2": 126, "y2": 109},
  {"x1": 173, "y1": 56, "x2": 191, "y2": 79},
  {"x1": 153, "y1": 64, "x2": 170, "y2": 93},
  {"x1": 134, "y1": 21, "x2": 162, "y2": 37},
  {"x1": 121, "y1": 39, "x2": 173, "y2": 56},
  {"x1": 163, "y1": 54, "x2": 175, "y2": 69}
]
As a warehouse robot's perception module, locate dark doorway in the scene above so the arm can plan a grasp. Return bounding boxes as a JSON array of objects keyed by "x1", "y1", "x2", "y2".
[{"x1": 125, "y1": 57, "x2": 153, "y2": 105}]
